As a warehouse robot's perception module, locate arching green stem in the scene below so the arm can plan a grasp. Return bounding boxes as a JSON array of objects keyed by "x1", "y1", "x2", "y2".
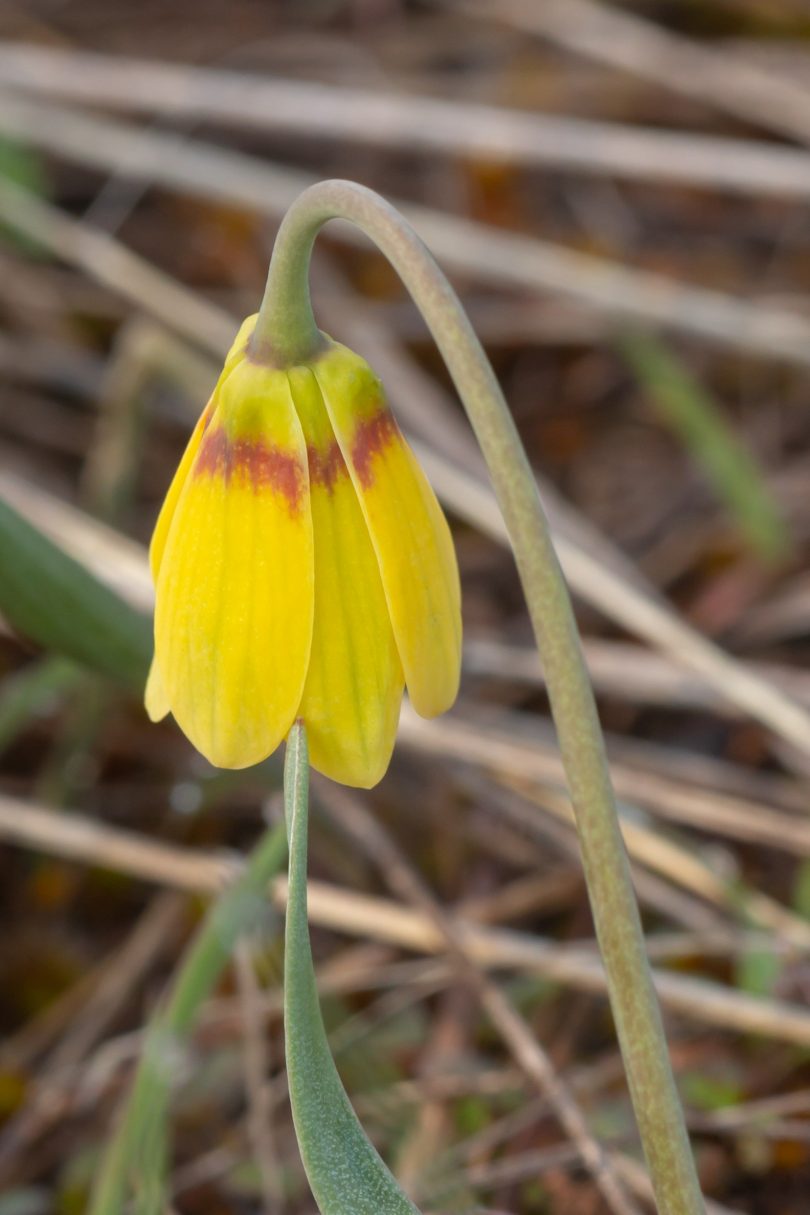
[{"x1": 254, "y1": 179, "x2": 704, "y2": 1215}]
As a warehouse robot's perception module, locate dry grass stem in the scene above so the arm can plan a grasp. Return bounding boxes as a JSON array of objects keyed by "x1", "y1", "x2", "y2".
[
  {"x1": 5, "y1": 42, "x2": 810, "y2": 199},
  {"x1": 4, "y1": 98, "x2": 810, "y2": 364}
]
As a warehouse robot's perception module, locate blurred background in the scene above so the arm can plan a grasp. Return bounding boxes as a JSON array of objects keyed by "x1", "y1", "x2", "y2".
[{"x1": 2, "y1": 1, "x2": 810, "y2": 1211}]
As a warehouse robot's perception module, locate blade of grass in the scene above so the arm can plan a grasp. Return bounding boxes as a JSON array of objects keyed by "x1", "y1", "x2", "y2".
[
  {"x1": 619, "y1": 332, "x2": 790, "y2": 562},
  {"x1": 0, "y1": 656, "x2": 82, "y2": 756},
  {"x1": 0, "y1": 134, "x2": 48, "y2": 255}
]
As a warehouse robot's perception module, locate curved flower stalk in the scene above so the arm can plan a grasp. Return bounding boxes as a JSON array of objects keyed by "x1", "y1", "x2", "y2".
[
  {"x1": 147, "y1": 317, "x2": 460, "y2": 786},
  {"x1": 248, "y1": 181, "x2": 705, "y2": 1215}
]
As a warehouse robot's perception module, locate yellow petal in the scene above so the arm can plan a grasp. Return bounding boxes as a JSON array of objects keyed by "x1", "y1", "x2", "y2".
[
  {"x1": 148, "y1": 315, "x2": 259, "y2": 581},
  {"x1": 145, "y1": 654, "x2": 170, "y2": 722},
  {"x1": 314, "y1": 343, "x2": 461, "y2": 718},
  {"x1": 154, "y1": 364, "x2": 314, "y2": 768},
  {"x1": 290, "y1": 365, "x2": 403, "y2": 787},
  {"x1": 221, "y1": 313, "x2": 258, "y2": 377},
  {"x1": 149, "y1": 398, "x2": 213, "y2": 581}
]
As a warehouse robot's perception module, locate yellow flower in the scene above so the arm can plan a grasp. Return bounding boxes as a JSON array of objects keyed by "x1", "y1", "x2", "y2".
[{"x1": 146, "y1": 316, "x2": 461, "y2": 787}]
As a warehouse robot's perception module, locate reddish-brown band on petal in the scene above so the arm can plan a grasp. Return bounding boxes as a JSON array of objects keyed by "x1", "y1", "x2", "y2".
[
  {"x1": 193, "y1": 424, "x2": 306, "y2": 514},
  {"x1": 306, "y1": 438, "x2": 345, "y2": 493},
  {"x1": 148, "y1": 397, "x2": 214, "y2": 581},
  {"x1": 152, "y1": 362, "x2": 315, "y2": 769},
  {"x1": 289, "y1": 364, "x2": 404, "y2": 787},
  {"x1": 148, "y1": 314, "x2": 260, "y2": 587},
  {"x1": 350, "y1": 410, "x2": 400, "y2": 489},
  {"x1": 314, "y1": 341, "x2": 461, "y2": 720}
]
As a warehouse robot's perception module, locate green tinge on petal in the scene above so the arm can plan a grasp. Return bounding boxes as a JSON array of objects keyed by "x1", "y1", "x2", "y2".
[
  {"x1": 290, "y1": 365, "x2": 403, "y2": 788},
  {"x1": 314, "y1": 342, "x2": 461, "y2": 720}
]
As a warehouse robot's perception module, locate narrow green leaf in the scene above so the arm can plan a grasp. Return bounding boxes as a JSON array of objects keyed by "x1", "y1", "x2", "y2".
[
  {"x1": 793, "y1": 859, "x2": 810, "y2": 921},
  {"x1": 0, "y1": 656, "x2": 82, "y2": 755},
  {"x1": 735, "y1": 946, "x2": 780, "y2": 998},
  {"x1": 89, "y1": 820, "x2": 287, "y2": 1215},
  {"x1": 0, "y1": 495, "x2": 151, "y2": 690},
  {"x1": 283, "y1": 724, "x2": 421, "y2": 1215},
  {"x1": 620, "y1": 332, "x2": 790, "y2": 562},
  {"x1": 0, "y1": 137, "x2": 49, "y2": 256},
  {"x1": 681, "y1": 1071, "x2": 743, "y2": 1113}
]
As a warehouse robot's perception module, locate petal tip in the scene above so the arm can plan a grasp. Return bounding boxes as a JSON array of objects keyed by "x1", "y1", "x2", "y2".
[
  {"x1": 407, "y1": 661, "x2": 461, "y2": 720},
  {"x1": 309, "y1": 744, "x2": 395, "y2": 789},
  {"x1": 145, "y1": 655, "x2": 170, "y2": 722}
]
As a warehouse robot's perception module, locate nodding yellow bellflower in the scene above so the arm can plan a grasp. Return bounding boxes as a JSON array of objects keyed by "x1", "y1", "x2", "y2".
[{"x1": 146, "y1": 316, "x2": 461, "y2": 787}]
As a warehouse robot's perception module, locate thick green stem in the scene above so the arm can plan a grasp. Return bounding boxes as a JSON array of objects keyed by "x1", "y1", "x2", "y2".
[
  {"x1": 283, "y1": 722, "x2": 420, "y2": 1214},
  {"x1": 255, "y1": 180, "x2": 704, "y2": 1215}
]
